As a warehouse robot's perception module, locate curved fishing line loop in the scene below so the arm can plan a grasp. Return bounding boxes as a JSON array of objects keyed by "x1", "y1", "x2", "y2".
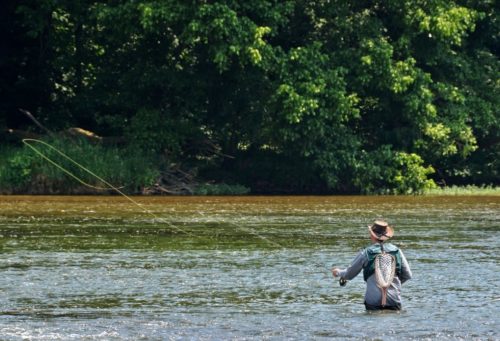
[
  {"x1": 22, "y1": 138, "x2": 281, "y2": 246},
  {"x1": 22, "y1": 138, "x2": 194, "y2": 237},
  {"x1": 22, "y1": 139, "x2": 111, "y2": 191}
]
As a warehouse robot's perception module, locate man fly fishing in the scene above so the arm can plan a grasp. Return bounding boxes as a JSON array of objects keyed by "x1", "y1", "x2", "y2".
[{"x1": 331, "y1": 220, "x2": 412, "y2": 311}]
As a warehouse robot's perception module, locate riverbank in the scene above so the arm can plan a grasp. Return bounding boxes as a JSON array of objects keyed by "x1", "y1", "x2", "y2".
[
  {"x1": 3, "y1": 136, "x2": 498, "y2": 196},
  {"x1": 1, "y1": 186, "x2": 498, "y2": 196},
  {"x1": 1, "y1": 137, "x2": 497, "y2": 196}
]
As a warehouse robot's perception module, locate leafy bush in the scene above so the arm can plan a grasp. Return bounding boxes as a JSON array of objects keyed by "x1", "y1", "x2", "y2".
[
  {"x1": 390, "y1": 152, "x2": 437, "y2": 194},
  {"x1": 353, "y1": 146, "x2": 436, "y2": 194},
  {"x1": 0, "y1": 146, "x2": 34, "y2": 191}
]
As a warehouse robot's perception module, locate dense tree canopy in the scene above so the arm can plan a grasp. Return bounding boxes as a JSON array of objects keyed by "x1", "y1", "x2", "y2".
[{"x1": 1, "y1": 0, "x2": 498, "y2": 194}]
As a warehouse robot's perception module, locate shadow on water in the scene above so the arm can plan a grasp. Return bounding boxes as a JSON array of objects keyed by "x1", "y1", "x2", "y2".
[{"x1": 0, "y1": 195, "x2": 499, "y2": 340}]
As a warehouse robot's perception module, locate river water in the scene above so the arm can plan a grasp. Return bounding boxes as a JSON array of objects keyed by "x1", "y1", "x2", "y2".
[{"x1": 0, "y1": 195, "x2": 498, "y2": 340}]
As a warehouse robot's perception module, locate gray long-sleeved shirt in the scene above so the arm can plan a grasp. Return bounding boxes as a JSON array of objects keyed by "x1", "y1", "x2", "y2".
[{"x1": 338, "y1": 244, "x2": 412, "y2": 307}]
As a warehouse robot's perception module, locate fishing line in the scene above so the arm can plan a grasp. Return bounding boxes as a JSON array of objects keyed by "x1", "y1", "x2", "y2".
[
  {"x1": 22, "y1": 138, "x2": 282, "y2": 247},
  {"x1": 21, "y1": 135, "x2": 344, "y2": 294},
  {"x1": 22, "y1": 138, "x2": 195, "y2": 237},
  {"x1": 22, "y1": 138, "x2": 350, "y2": 299},
  {"x1": 22, "y1": 139, "x2": 111, "y2": 191}
]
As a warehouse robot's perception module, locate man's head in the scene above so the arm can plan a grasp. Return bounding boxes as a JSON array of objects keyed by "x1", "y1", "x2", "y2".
[{"x1": 368, "y1": 220, "x2": 394, "y2": 242}]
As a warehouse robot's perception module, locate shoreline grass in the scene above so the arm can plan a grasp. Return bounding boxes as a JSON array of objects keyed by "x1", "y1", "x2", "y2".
[{"x1": 423, "y1": 185, "x2": 500, "y2": 196}]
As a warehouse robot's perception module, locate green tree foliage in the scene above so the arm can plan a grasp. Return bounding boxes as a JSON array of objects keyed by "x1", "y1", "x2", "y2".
[{"x1": 1, "y1": 0, "x2": 498, "y2": 194}]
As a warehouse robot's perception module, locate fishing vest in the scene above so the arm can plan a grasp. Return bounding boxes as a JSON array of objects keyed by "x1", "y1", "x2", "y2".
[{"x1": 363, "y1": 243, "x2": 402, "y2": 282}]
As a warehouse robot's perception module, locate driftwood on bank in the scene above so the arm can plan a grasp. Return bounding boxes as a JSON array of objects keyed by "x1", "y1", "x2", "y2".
[
  {"x1": 19, "y1": 109, "x2": 54, "y2": 136},
  {"x1": 4, "y1": 127, "x2": 126, "y2": 145},
  {"x1": 1, "y1": 109, "x2": 125, "y2": 145},
  {"x1": 143, "y1": 166, "x2": 197, "y2": 195}
]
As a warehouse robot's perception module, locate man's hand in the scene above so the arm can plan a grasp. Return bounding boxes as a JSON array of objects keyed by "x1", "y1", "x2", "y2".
[{"x1": 331, "y1": 267, "x2": 340, "y2": 277}]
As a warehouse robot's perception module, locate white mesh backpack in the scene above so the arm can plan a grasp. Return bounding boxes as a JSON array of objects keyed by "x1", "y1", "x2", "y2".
[{"x1": 374, "y1": 243, "x2": 397, "y2": 306}]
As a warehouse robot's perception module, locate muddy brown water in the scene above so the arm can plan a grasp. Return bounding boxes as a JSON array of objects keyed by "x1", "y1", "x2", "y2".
[{"x1": 0, "y1": 195, "x2": 499, "y2": 340}]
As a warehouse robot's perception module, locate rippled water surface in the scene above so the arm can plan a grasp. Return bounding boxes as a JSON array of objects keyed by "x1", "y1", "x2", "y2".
[{"x1": 0, "y1": 195, "x2": 499, "y2": 340}]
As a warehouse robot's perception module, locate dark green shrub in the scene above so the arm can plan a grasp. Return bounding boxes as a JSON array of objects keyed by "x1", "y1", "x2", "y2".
[
  {"x1": 193, "y1": 183, "x2": 250, "y2": 195},
  {"x1": 0, "y1": 146, "x2": 34, "y2": 191}
]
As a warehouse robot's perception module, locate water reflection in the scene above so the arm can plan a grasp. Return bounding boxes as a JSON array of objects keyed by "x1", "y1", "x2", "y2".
[{"x1": 0, "y1": 195, "x2": 499, "y2": 340}]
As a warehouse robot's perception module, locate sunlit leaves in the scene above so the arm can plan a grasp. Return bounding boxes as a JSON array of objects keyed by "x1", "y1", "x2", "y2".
[
  {"x1": 185, "y1": 3, "x2": 272, "y2": 71},
  {"x1": 415, "y1": 6, "x2": 480, "y2": 45},
  {"x1": 390, "y1": 58, "x2": 417, "y2": 94}
]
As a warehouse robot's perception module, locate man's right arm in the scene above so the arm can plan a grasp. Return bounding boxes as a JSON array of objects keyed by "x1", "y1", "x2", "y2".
[{"x1": 335, "y1": 250, "x2": 367, "y2": 281}]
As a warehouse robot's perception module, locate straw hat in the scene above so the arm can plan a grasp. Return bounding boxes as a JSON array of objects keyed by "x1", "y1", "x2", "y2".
[{"x1": 368, "y1": 220, "x2": 394, "y2": 241}]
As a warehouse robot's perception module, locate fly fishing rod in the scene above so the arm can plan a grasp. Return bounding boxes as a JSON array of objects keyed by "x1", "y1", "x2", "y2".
[{"x1": 310, "y1": 263, "x2": 349, "y2": 286}]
